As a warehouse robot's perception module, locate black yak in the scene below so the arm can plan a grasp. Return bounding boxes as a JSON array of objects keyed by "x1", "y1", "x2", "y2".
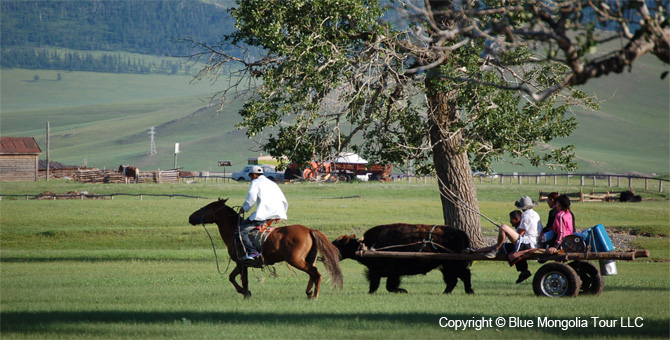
[{"x1": 333, "y1": 223, "x2": 474, "y2": 294}]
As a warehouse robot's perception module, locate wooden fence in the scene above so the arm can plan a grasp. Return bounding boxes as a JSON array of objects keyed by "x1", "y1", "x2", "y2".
[
  {"x1": 391, "y1": 173, "x2": 667, "y2": 193},
  {"x1": 74, "y1": 169, "x2": 179, "y2": 184},
  {"x1": 479, "y1": 173, "x2": 668, "y2": 193},
  {"x1": 0, "y1": 192, "x2": 208, "y2": 200}
]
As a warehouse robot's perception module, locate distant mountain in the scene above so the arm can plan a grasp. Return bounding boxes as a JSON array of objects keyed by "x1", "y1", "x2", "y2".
[{"x1": 1, "y1": 0, "x2": 235, "y2": 56}]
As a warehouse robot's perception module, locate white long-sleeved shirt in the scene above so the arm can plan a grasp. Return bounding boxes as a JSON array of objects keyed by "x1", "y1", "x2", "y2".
[
  {"x1": 242, "y1": 175, "x2": 288, "y2": 221},
  {"x1": 518, "y1": 208, "x2": 542, "y2": 248}
]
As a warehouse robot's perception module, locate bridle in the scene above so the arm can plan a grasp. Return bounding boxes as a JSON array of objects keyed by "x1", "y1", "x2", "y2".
[
  {"x1": 198, "y1": 204, "x2": 241, "y2": 225},
  {"x1": 198, "y1": 202, "x2": 245, "y2": 274}
]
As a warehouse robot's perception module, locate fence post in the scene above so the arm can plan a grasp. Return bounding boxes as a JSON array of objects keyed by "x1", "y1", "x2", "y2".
[
  {"x1": 593, "y1": 176, "x2": 596, "y2": 186},
  {"x1": 608, "y1": 176, "x2": 612, "y2": 187},
  {"x1": 617, "y1": 176, "x2": 621, "y2": 187},
  {"x1": 628, "y1": 177, "x2": 633, "y2": 189},
  {"x1": 645, "y1": 178, "x2": 648, "y2": 190},
  {"x1": 554, "y1": 175, "x2": 557, "y2": 185},
  {"x1": 660, "y1": 180, "x2": 663, "y2": 193},
  {"x1": 580, "y1": 176, "x2": 584, "y2": 186}
]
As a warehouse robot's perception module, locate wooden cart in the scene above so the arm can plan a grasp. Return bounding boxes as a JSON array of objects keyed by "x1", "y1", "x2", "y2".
[{"x1": 355, "y1": 248, "x2": 650, "y2": 297}]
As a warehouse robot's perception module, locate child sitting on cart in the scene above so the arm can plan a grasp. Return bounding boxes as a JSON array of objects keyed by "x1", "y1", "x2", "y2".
[{"x1": 467, "y1": 196, "x2": 543, "y2": 284}]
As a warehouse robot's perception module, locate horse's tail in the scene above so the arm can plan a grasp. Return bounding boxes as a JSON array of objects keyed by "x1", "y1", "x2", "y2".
[{"x1": 310, "y1": 230, "x2": 343, "y2": 289}]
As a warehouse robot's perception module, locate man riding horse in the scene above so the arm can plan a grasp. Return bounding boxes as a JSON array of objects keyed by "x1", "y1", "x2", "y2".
[{"x1": 238, "y1": 165, "x2": 288, "y2": 263}]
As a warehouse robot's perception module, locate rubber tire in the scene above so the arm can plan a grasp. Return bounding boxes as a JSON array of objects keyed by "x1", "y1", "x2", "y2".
[
  {"x1": 533, "y1": 262, "x2": 581, "y2": 297},
  {"x1": 568, "y1": 260, "x2": 604, "y2": 295}
]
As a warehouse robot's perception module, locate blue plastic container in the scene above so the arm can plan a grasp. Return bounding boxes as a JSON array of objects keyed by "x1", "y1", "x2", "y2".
[{"x1": 582, "y1": 224, "x2": 614, "y2": 252}]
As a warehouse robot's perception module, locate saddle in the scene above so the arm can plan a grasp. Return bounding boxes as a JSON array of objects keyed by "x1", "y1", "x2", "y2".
[
  {"x1": 249, "y1": 223, "x2": 276, "y2": 251},
  {"x1": 243, "y1": 220, "x2": 279, "y2": 268}
]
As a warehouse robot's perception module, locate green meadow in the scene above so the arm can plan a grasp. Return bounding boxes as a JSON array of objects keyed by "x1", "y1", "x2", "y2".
[
  {"x1": 1, "y1": 180, "x2": 668, "y2": 339},
  {"x1": 1, "y1": 54, "x2": 669, "y2": 173}
]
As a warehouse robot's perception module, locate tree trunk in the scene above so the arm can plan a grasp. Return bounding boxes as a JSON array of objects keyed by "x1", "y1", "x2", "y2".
[{"x1": 427, "y1": 88, "x2": 486, "y2": 248}]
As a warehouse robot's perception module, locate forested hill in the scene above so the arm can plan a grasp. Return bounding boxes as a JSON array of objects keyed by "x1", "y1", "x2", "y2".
[{"x1": 1, "y1": 0, "x2": 234, "y2": 56}]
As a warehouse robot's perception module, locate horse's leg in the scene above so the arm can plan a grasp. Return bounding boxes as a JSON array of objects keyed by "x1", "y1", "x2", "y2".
[
  {"x1": 304, "y1": 265, "x2": 321, "y2": 299},
  {"x1": 229, "y1": 265, "x2": 251, "y2": 297},
  {"x1": 286, "y1": 257, "x2": 321, "y2": 299},
  {"x1": 386, "y1": 275, "x2": 407, "y2": 293},
  {"x1": 240, "y1": 266, "x2": 251, "y2": 298},
  {"x1": 229, "y1": 265, "x2": 244, "y2": 294}
]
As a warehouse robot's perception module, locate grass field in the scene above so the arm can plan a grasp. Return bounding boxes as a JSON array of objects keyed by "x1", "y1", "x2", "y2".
[{"x1": 1, "y1": 180, "x2": 668, "y2": 339}]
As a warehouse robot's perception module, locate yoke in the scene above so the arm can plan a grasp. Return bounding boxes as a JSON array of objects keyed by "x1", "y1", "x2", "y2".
[{"x1": 354, "y1": 248, "x2": 651, "y2": 298}]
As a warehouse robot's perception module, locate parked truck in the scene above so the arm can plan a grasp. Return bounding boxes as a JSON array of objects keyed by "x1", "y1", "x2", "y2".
[{"x1": 284, "y1": 153, "x2": 392, "y2": 182}]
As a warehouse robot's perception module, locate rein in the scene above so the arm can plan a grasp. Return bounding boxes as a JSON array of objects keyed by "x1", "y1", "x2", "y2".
[
  {"x1": 199, "y1": 204, "x2": 243, "y2": 275},
  {"x1": 366, "y1": 240, "x2": 455, "y2": 253},
  {"x1": 436, "y1": 176, "x2": 503, "y2": 230},
  {"x1": 363, "y1": 226, "x2": 456, "y2": 253}
]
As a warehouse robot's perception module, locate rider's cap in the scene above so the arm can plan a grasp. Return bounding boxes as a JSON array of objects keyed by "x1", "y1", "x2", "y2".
[{"x1": 250, "y1": 165, "x2": 264, "y2": 174}]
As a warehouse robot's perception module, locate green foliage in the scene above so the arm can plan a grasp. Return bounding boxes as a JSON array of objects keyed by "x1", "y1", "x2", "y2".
[
  {"x1": 211, "y1": 0, "x2": 600, "y2": 177},
  {"x1": 428, "y1": 42, "x2": 593, "y2": 172},
  {"x1": 228, "y1": 0, "x2": 392, "y2": 165},
  {"x1": 1, "y1": 0, "x2": 234, "y2": 56}
]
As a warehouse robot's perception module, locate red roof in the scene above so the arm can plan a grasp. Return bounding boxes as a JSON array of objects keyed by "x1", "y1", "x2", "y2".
[{"x1": 0, "y1": 137, "x2": 42, "y2": 154}]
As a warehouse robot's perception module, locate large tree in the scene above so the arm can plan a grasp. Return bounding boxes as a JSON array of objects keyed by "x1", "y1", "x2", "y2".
[{"x1": 187, "y1": 0, "x2": 668, "y2": 246}]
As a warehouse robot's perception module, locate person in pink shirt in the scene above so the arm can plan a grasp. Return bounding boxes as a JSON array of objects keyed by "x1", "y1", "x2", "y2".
[{"x1": 547, "y1": 194, "x2": 574, "y2": 254}]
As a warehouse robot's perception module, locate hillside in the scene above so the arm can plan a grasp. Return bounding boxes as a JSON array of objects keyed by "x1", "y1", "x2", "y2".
[
  {"x1": 0, "y1": 0, "x2": 667, "y2": 175},
  {"x1": 1, "y1": 0, "x2": 234, "y2": 56},
  {"x1": 1, "y1": 60, "x2": 668, "y2": 174},
  {"x1": 0, "y1": 68, "x2": 254, "y2": 172}
]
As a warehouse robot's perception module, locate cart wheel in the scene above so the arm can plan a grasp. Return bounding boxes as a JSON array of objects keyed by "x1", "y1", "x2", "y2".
[
  {"x1": 533, "y1": 262, "x2": 581, "y2": 297},
  {"x1": 568, "y1": 261, "x2": 604, "y2": 295}
]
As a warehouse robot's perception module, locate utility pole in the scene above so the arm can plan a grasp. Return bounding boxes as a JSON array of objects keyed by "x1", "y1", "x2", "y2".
[
  {"x1": 46, "y1": 121, "x2": 50, "y2": 181},
  {"x1": 174, "y1": 143, "x2": 180, "y2": 170},
  {"x1": 148, "y1": 127, "x2": 157, "y2": 155}
]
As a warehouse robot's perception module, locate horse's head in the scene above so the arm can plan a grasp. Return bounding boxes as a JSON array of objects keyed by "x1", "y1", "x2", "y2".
[
  {"x1": 188, "y1": 198, "x2": 239, "y2": 225},
  {"x1": 331, "y1": 234, "x2": 361, "y2": 260},
  {"x1": 118, "y1": 165, "x2": 124, "y2": 172}
]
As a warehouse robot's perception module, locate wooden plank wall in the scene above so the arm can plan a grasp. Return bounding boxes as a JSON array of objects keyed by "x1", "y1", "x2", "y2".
[{"x1": 0, "y1": 155, "x2": 38, "y2": 181}]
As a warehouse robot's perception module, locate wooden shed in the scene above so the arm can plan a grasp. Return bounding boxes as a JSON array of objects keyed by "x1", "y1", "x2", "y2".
[{"x1": 0, "y1": 137, "x2": 42, "y2": 181}]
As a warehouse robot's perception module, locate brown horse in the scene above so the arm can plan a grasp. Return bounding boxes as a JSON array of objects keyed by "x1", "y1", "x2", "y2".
[
  {"x1": 188, "y1": 198, "x2": 343, "y2": 299},
  {"x1": 118, "y1": 165, "x2": 139, "y2": 183}
]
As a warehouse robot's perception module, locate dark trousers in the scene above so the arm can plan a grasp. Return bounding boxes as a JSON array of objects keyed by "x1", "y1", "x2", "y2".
[
  {"x1": 503, "y1": 242, "x2": 530, "y2": 273},
  {"x1": 236, "y1": 219, "x2": 264, "y2": 255}
]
